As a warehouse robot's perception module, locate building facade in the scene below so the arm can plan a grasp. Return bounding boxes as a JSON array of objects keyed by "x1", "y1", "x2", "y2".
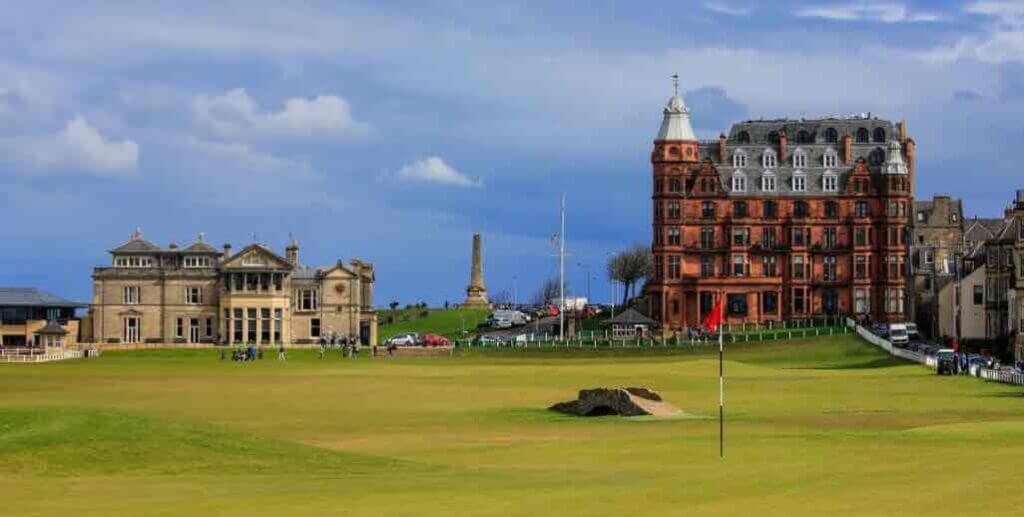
[
  {"x1": 89, "y1": 231, "x2": 378, "y2": 346},
  {"x1": 0, "y1": 288, "x2": 84, "y2": 347},
  {"x1": 982, "y1": 193, "x2": 1024, "y2": 359},
  {"x1": 645, "y1": 89, "x2": 914, "y2": 330},
  {"x1": 909, "y1": 196, "x2": 964, "y2": 338}
]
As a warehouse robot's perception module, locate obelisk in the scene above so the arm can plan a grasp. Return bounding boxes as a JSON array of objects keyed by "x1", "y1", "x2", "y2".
[{"x1": 464, "y1": 233, "x2": 489, "y2": 308}]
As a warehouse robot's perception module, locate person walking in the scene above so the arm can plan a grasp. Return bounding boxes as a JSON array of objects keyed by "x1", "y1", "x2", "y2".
[{"x1": 277, "y1": 343, "x2": 286, "y2": 361}]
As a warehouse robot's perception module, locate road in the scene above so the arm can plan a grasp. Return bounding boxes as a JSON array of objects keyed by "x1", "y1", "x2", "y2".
[{"x1": 479, "y1": 316, "x2": 560, "y2": 339}]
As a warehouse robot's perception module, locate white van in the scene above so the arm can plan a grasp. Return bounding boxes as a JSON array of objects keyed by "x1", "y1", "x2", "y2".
[{"x1": 888, "y1": 323, "x2": 909, "y2": 346}]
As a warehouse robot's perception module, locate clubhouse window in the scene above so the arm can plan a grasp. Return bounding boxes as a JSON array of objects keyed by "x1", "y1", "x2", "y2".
[
  {"x1": 123, "y1": 286, "x2": 139, "y2": 305},
  {"x1": 298, "y1": 289, "x2": 319, "y2": 311},
  {"x1": 185, "y1": 286, "x2": 203, "y2": 305},
  {"x1": 727, "y1": 294, "x2": 748, "y2": 316},
  {"x1": 311, "y1": 318, "x2": 322, "y2": 338},
  {"x1": 762, "y1": 291, "x2": 778, "y2": 314}
]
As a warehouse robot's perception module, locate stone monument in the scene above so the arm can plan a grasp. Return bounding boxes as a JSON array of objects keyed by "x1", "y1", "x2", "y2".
[{"x1": 463, "y1": 233, "x2": 489, "y2": 308}]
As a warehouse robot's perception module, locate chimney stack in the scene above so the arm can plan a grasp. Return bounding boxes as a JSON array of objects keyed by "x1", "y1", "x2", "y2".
[
  {"x1": 718, "y1": 134, "x2": 727, "y2": 164},
  {"x1": 223, "y1": 243, "x2": 232, "y2": 259},
  {"x1": 286, "y1": 238, "x2": 299, "y2": 266},
  {"x1": 778, "y1": 127, "x2": 788, "y2": 164},
  {"x1": 1016, "y1": 190, "x2": 1024, "y2": 209},
  {"x1": 842, "y1": 132, "x2": 853, "y2": 165}
]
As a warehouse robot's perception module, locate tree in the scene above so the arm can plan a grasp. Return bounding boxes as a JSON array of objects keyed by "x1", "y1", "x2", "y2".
[
  {"x1": 491, "y1": 289, "x2": 513, "y2": 306},
  {"x1": 607, "y1": 244, "x2": 651, "y2": 306},
  {"x1": 532, "y1": 277, "x2": 567, "y2": 306}
]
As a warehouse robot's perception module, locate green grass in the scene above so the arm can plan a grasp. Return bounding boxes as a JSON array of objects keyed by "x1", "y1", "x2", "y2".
[
  {"x1": 2, "y1": 336, "x2": 1023, "y2": 516},
  {"x1": 379, "y1": 307, "x2": 489, "y2": 340}
]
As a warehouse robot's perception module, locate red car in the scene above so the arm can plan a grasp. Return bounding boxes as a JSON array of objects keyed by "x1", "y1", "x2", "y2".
[
  {"x1": 547, "y1": 305, "x2": 560, "y2": 317},
  {"x1": 421, "y1": 334, "x2": 451, "y2": 347}
]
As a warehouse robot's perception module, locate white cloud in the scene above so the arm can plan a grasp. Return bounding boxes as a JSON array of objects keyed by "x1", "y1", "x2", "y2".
[
  {"x1": 168, "y1": 136, "x2": 333, "y2": 207},
  {"x1": 703, "y1": 2, "x2": 753, "y2": 17},
  {"x1": 394, "y1": 157, "x2": 482, "y2": 188},
  {"x1": 0, "y1": 116, "x2": 139, "y2": 177},
  {"x1": 193, "y1": 88, "x2": 369, "y2": 140},
  {"x1": 795, "y1": 3, "x2": 940, "y2": 23},
  {"x1": 914, "y1": 2, "x2": 1024, "y2": 64}
]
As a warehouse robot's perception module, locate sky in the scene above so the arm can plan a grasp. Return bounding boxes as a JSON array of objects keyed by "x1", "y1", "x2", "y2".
[{"x1": 2, "y1": 0, "x2": 1023, "y2": 307}]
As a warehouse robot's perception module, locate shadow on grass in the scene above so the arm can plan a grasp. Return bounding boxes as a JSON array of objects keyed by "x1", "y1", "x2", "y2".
[
  {"x1": 981, "y1": 391, "x2": 1024, "y2": 398},
  {"x1": 783, "y1": 356, "x2": 908, "y2": 371}
]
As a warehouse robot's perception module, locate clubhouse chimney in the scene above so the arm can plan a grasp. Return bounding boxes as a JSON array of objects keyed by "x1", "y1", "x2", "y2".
[
  {"x1": 222, "y1": 243, "x2": 232, "y2": 260},
  {"x1": 286, "y1": 238, "x2": 299, "y2": 266}
]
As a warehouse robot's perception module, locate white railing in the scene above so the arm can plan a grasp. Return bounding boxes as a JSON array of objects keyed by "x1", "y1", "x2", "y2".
[
  {"x1": 0, "y1": 348, "x2": 83, "y2": 363},
  {"x1": 979, "y1": 368, "x2": 1024, "y2": 386}
]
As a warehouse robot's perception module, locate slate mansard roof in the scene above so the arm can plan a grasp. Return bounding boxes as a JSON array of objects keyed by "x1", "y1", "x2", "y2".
[
  {"x1": 0, "y1": 288, "x2": 86, "y2": 308},
  {"x1": 689, "y1": 116, "x2": 906, "y2": 198}
]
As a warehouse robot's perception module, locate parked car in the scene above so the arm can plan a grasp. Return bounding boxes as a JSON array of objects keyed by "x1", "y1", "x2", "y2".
[
  {"x1": 870, "y1": 323, "x2": 889, "y2": 338},
  {"x1": 935, "y1": 348, "x2": 956, "y2": 375},
  {"x1": 888, "y1": 323, "x2": 909, "y2": 346},
  {"x1": 905, "y1": 322, "x2": 920, "y2": 340},
  {"x1": 476, "y1": 335, "x2": 507, "y2": 346},
  {"x1": 487, "y1": 316, "x2": 514, "y2": 329},
  {"x1": 384, "y1": 333, "x2": 419, "y2": 346},
  {"x1": 421, "y1": 334, "x2": 451, "y2": 347}
]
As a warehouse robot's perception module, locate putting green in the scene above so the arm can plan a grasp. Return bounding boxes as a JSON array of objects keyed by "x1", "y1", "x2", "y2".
[{"x1": 1, "y1": 336, "x2": 1021, "y2": 516}]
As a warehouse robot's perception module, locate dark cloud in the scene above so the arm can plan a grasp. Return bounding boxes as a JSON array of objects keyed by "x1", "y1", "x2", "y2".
[
  {"x1": 952, "y1": 90, "x2": 982, "y2": 102},
  {"x1": 684, "y1": 86, "x2": 748, "y2": 134}
]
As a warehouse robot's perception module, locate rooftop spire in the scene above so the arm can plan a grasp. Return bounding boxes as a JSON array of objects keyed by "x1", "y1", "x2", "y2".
[{"x1": 656, "y1": 74, "x2": 696, "y2": 141}]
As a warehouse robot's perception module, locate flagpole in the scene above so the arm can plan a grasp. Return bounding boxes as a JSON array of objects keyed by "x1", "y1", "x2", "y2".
[{"x1": 719, "y1": 295, "x2": 724, "y2": 459}]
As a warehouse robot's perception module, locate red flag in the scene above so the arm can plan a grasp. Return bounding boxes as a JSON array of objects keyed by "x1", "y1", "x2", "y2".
[{"x1": 702, "y1": 297, "x2": 725, "y2": 333}]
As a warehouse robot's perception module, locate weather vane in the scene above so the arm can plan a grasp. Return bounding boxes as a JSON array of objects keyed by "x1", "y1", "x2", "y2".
[{"x1": 672, "y1": 74, "x2": 679, "y2": 96}]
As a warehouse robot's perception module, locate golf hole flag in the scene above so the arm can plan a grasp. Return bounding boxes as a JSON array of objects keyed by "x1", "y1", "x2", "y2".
[{"x1": 702, "y1": 296, "x2": 726, "y2": 458}]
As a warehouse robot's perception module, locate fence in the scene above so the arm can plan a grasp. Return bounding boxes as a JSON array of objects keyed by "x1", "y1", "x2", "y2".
[
  {"x1": 849, "y1": 318, "x2": 1021, "y2": 384},
  {"x1": 459, "y1": 324, "x2": 851, "y2": 349},
  {"x1": 0, "y1": 348, "x2": 82, "y2": 363}
]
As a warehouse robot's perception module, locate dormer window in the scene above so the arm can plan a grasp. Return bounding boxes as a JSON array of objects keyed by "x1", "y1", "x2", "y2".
[
  {"x1": 732, "y1": 171, "x2": 747, "y2": 192},
  {"x1": 733, "y1": 151, "x2": 747, "y2": 168},
  {"x1": 823, "y1": 172, "x2": 838, "y2": 192},
  {"x1": 825, "y1": 128, "x2": 838, "y2": 143},
  {"x1": 793, "y1": 148, "x2": 807, "y2": 168},
  {"x1": 733, "y1": 170, "x2": 749, "y2": 191},
  {"x1": 762, "y1": 149, "x2": 777, "y2": 169},
  {"x1": 823, "y1": 149, "x2": 838, "y2": 169},
  {"x1": 114, "y1": 256, "x2": 154, "y2": 268},
  {"x1": 761, "y1": 171, "x2": 776, "y2": 192},
  {"x1": 793, "y1": 171, "x2": 807, "y2": 192},
  {"x1": 856, "y1": 128, "x2": 869, "y2": 143},
  {"x1": 183, "y1": 256, "x2": 212, "y2": 268},
  {"x1": 736, "y1": 131, "x2": 750, "y2": 144},
  {"x1": 796, "y1": 130, "x2": 812, "y2": 144},
  {"x1": 873, "y1": 127, "x2": 886, "y2": 143}
]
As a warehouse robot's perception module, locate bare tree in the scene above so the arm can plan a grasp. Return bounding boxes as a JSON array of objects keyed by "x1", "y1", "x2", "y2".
[
  {"x1": 491, "y1": 289, "x2": 513, "y2": 306},
  {"x1": 532, "y1": 277, "x2": 567, "y2": 306},
  {"x1": 607, "y1": 244, "x2": 651, "y2": 306}
]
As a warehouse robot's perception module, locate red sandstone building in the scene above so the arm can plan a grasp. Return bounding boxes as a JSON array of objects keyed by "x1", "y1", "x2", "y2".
[{"x1": 646, "y1": 88, "x2": 914, "y2": 329}]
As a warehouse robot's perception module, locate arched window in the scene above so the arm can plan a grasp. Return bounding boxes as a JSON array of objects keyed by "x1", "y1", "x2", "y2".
[
  {"x1": 856, "y1": 128, "x2": 869, "y2": 143},
  {"x1": 793, "y1": 148, "x2": 807, "y2": 168},
  {"x1": 792, "y1": 171, "x2": 807, "y2": 192},
  {"x1": 761, "y1": 171, "x2": 776, "y2": 192},
  {"x1": 796, "y1": 130, "x2": 812, "y2": 144},
  {"x1": 732, "y1": 150, "x2": 747, "y2": 168},
  {"x1": 762, "y1": 149, "x2": 777, "y2": 169},
  {"x1": 767, "y1": 131, "x2": 780, "y2": 144},
  {"x1": 732, "y1": 171, "x2": 747, "y2": 192},
  {"x1": 823, "y1": 171, "x2": 838, "y2": 192},
  {"x1": 869, "y1": 148, "x2": 885, "y2": 166},
  {"x1": 825, "y1": 128, "x2": 838, "y2": 143},
  {"x1": 736, "y1": 131, "x2": 750, "y2": 144},
  {"x1": 823, "y1": 148, "x2": 838, "y2": 169},
  {"x1": 873, "y1": 127, "x2": 886, "y2": 143}
]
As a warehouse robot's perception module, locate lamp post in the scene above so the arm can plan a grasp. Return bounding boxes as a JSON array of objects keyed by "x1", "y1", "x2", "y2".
[{"x1": 577, "y1": 263, "x2": 591, "y2": 303}]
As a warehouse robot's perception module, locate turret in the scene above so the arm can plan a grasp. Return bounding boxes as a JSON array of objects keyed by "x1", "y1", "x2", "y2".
[{"x1": 653, "y1": 75, "x2": 699, "y2": 163}]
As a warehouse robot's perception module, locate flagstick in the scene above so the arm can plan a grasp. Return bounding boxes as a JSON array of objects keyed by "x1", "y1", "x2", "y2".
[{"x1": 719, "y1": 303, "x2": 724, "y2": 460}]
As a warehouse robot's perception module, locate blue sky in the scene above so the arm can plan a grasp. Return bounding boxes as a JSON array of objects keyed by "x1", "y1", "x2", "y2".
[{"x1": 2, "y1": 1, "x2": 1023, "y2": 307}]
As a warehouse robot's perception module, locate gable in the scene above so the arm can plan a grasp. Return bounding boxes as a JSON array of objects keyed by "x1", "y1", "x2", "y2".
[{"x1": 222, "y1": 245, "x2": 294, "y2": 270}]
